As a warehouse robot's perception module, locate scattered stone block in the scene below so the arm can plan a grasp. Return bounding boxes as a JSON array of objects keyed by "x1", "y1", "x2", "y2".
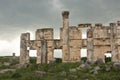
[
  {"x1": 35, "y1": 71, "x2": 46, "y2": 77},
  {"x1": 113, "y1": 62, "x2": 120, "y2": 70}
]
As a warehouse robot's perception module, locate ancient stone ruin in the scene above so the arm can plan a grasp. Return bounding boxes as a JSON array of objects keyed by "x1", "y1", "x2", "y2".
[{"x1": 20, "y1": 11, "x2": 120, "y2": 64}]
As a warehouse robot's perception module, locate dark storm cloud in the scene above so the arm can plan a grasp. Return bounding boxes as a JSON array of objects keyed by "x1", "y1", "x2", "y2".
[
  {"x1": 0, "y1": 0, "x2": 120, "y2": 40},
  {"x1": 61, "y1": 0, "x2": 120, "y2": 25},
  {"x1": 0, "y1": 0, "x2": 59, "y2": 40}
]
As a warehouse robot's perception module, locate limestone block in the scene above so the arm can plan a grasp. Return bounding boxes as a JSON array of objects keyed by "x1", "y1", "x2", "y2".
[
  {"x1": 37, "y1": 49, "x2": 41, "y2": 64},
  {"x1": 93, "y1": 46, "x2": 110, "y2": 62},
  {"x1": 62, "y1": 45, "x2": 70, "y2": 62},
  {"x1": 69, "y1": 27, "x2": 81, "y2": 39},
  {"x1": 47, "y1": 40, "x2": 54, "y2": 47},
  {"x1": 36, "y1": 28, "x2": 53, "y2": 40},
  {"x1": 70, "y1": 47, "x2": 80, "y2": 62},
  {"x1": 93, "y1": 39, "x2": 110, "y2": 45},
  {"x1": 69, "y1": 40, "x2": 81, "y2": 47},
  {"x1": 47, "y1": 48, "x2": 54, "y2": 63}
]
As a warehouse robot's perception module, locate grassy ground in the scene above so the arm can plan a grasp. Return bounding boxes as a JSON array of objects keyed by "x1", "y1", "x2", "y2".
[{"x1": 0, "y1": 57, "x2": 120, "y2": 80}]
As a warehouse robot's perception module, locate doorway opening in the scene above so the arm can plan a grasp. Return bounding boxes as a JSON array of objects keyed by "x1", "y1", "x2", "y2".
[
  {"x1": 104, "y1": 52, "x2": 112, "y2": 63},
  {"x1": 82, "y1": 28, "x2": 87, "y2": 39},
  {"x1": 81, "y1": 48, "x2": 87, "y2": 62},
  {"x1": 54, "y1": 49, "x2": 62, "y2": 63},
  {"x1": 29, "y1": 50, "x2": 37, "y2": 64}
]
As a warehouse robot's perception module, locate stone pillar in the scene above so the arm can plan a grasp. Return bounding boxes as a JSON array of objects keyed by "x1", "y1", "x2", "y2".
[
  {"x1": 26, "y1": 50, "x2": 29, "y2": 63},
  {"x1": 110, "y1": 23, "x2": 118, "y2": 62},
  {"x1": 36, "y1": 48, "x2": 41, "y2": 64},
  {"x1": 20, "y1": 33, "x2": 30, "y2": 64},
  {"x1": 116, "y1": 21, "x2": 120, "y2": 61},
  {"x1": 41, "y1": 40, "x2": 47, "y2": 64},
  {"x1": 62, "y1": 11, "x2": 70, "y2": 62},
  {"x1": 87, "y1": 28, "x2": 94, "y2": 62}
]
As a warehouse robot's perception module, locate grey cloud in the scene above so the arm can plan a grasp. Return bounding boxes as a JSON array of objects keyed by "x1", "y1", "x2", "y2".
[
  {"x1": 0, "y1": 0, "x2": 120, "y2": 40},
  {"x1": 61, "y1": 0, "x2": 120, "y2": 25}
]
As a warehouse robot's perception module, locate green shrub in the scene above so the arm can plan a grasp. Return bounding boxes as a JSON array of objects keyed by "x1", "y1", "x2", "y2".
[
  {"x1": 55, "y1": 58, "x2": 62, "y2": 63},
  {"x1": 81, "y1": 57, "x2": 87, "y2": 62},
  {"x1": 105, "y1": 57, "x2": 111, "y2": 63},
  {"x1": 11, "y1": 72, "x2": 22, "y2": 78}
]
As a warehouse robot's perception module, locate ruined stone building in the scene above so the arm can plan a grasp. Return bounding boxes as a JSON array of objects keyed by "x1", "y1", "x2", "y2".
[{"x1": 20, "y1": 11, "x2": 120, "y2": 64}]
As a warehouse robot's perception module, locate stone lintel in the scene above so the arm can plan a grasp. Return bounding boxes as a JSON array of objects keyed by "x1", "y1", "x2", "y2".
[
  {"x1": 78, "y1": 23, "x2": 92, "y2": 28},
  {"x1": 95, "y1": 23, "x2": 102, "y2": 27}
]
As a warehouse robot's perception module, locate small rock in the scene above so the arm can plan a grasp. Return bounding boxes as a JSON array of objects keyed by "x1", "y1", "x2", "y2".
[
  {"x1": 84, "y1": 63, "x2": 92, "y2": 69},
  {"x1": 0, "y1": 69, "x2": 16, "y2": 74},
  {"x1": 69, "y1": 68, "x2": 76, "y2": 73},
  {"x1": 70, "y1": 75, "x2": 78, "y2": 78},
  {"x1": 90, "y1": 69, "x2": 98, "y2": 74},
  {"x1": 94, "y1": 66, "x2": 100, "y2": 71},
  {"x1": 79, "y1": 63, "x2": 91, "y2": 70},
  {"x1": 64, "y1": 78, "x2": 68, "y2": 80},
  {"x1": 79, "y1": 64, "x2": 85, "y2": 68},
  {"x1": 95, "y1": 58, "x2": 104, "y2": 65},
  {"x1": 105, "y1": 65, "x2": 111, "y2": 71},
  {"x1": 35, "y1": 71, "x2": 46, "y2": 77},
  {"x1": 93, "y1": 70, "x2": 98, "y2": 74},
  {"x1": 90, "y1": 66, "x2": 100, "y2": 74},
  {"x1": 61, "y1": 71, "x2": 66, "y2": 76},
  {"x1": 86, "y1": 60, "x2": 93, "y2": 65},
  {"x1": 3, "y1": 62, "x2": 10, "y2": 66},
  {"x1": 113, "y1": 62, "x2": 120, "y2": 70},
  {"x1": 76, "y1": 66, "x2": 81, "y2": 70}
]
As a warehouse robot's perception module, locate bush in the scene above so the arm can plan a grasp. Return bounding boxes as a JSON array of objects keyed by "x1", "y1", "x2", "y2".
[
  {"x1": 11, "y1": 72, "x2": 22, "y2": 78},
  {"x1": 81, "y1": 57, "x2": 87, "y2": 62},
  {"x1": 105, "y1": 57, "x2": 111, "y2": 63},
  {"x1": 55, "y1": 58, "x2": 62, "y2": 63}
]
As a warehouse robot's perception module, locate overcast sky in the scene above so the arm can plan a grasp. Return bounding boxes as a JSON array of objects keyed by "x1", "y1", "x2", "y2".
[{"x1": 0, "y1": 0, "x2": 120, "y2": 56}]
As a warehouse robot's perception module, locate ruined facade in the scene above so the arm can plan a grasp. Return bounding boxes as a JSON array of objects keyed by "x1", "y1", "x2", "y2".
[{"x1": 20, "y1": 11, "x2": 120, "y2": 64}]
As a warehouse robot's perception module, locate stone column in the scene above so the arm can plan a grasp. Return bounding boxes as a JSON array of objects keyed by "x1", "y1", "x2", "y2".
[
  {"x1": 110, "y1": 23, "x2": 118, "y2": 62},
  {"x1": 62, "y1": 11, "x2": 70, "y2": 62},
  {"x1": 41, "y1": 40, "x2": 47, "y2": 64},
  {"x1": 26, "y1": 50, "x2": 29, "y2": 63},
  {"x1": 36, "y1": 48, "x2": 41, "y2": 64},
  {"x1": 87, "y1": 28, "x2": 94, "y2": 62},
  {"x1": 117, "y1": 21, "x2": 120, "y2": 61},
  {"x1": 20, "y1": 33, "x2": 30, "y2": 64}
]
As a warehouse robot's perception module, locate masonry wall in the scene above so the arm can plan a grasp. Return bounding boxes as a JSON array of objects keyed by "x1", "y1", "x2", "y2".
[{"x1": 20, "y1": 11, "x2": 120, "y2": 65}]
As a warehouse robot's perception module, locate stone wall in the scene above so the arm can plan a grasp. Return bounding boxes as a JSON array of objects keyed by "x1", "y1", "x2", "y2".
[{"x1": 20, "y1": 11, "x2": 120, "y2": 64}]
